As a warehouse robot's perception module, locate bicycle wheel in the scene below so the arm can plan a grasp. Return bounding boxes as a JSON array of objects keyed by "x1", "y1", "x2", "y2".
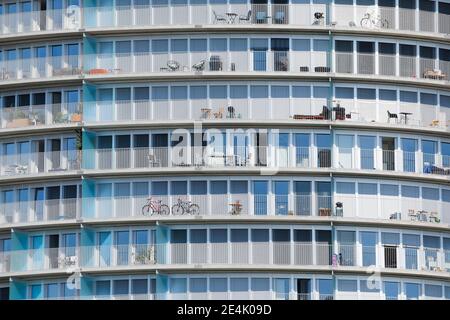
[
  {"x1": 141, "y1": 205, "x2": 151, "y2": 216},
  {"x1": 171, "y1": 204, "x2": 184, "y2": 216},
  {"x1": 159, "y1": 204, "x2": 170, "y2": 215},
  {"x1": 360, "y1": 17, "x2": 370, "y2": 28},
  {"x1": 189, "y1": 204, "x2": 200, "y2": 215}
]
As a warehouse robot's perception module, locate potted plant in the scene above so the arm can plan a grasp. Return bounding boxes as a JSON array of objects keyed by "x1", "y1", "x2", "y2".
[
  {"x1": 53, "y1": 111, "x2": 69, "y2": 124},
  {"x1": 71, "y1": 103, "x2": 83, "y2": 122}
]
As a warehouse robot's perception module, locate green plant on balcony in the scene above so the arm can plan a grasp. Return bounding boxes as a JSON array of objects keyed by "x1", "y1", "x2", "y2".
[
  {"x1": 54, "y1": 111, "x2": 70, "y2": 124},
  {"x1": 134, "y1": 247, "x2": 155, "y2": 265}
]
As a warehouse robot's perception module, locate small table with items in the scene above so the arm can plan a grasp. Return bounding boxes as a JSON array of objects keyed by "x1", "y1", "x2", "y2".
[
  {"x1": 200, "y1": 108, "x2": 212, "y2": 119},
  {"x1": 226, "y1": 13, "x2": 238, "y2": 23},
  {"x1": 399, "y1": 112, "x2": 413, "y2": 125},
  {"x1": 229, "y1": 201, "x2": 243, "y2": 215}
]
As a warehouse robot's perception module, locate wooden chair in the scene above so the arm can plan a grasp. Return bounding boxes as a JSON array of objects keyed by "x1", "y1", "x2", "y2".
[{"x1": 213, "y1": 107, "x2": 224, "y2": 119}]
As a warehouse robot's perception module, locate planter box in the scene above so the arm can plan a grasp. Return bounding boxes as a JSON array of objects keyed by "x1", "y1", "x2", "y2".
[
  {"x1": 6, "y1": 118, "x2": 31, "y2": 128},
  {"x1": 71, "y1": 113, "x2": 82, "y2": 122}
]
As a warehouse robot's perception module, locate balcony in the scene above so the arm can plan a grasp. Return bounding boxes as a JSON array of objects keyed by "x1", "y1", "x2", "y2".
[
  {"x1": 1, "y1": 149, "x2": 81, "y2": 177},
  {"x1": 0, "y1": 55, "x2": 82, "y2": 82},
  {"x1": 0, "y1": 103, "x2": 82, "y2": 129},
  {"x1": 0, "y1": 198, "x2": 81, "y2": 225},
  {"x1": 86, "y1": 50, "x2": 332, "y2": 76},
  {"x1": 9, "y1": 246, "x2": 79, "y2": 273},
  {"x1": 91, "y1": 194, "x2": 333, "y2": 219},
  {"x1": 88, "y1": 145, "x2": 450, "y2": 177},
  {"x1": 0, "y1": 9, "x2": 80, "y2": 35},
  {"x1": 81, "y1": 244, "x2": 156, "y2": 268}
]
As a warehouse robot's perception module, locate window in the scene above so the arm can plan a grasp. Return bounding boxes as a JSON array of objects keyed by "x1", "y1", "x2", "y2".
[
  {"x1": 230, "y1": 38, "x2": 247, "y2": 51},
  {"x1": 152, "y1": 39, "x2": 168, "y2": 53},
  {"x1": 113, "y1": 280, "x2": 129, "y2": 296},
  {"x1": 230, "y1": 85, "x2": 247, "y2": 99},
  {"x1": 210, "y1": 38, "x2": 227, "y2": 51},
  {"x1": 96, "y1": 281, "x2": 111, "y2": 297},
  {"x1": 190, "y1": 39, "x2": 207, "y2": 52},
  {"x1": 131, "y1": 279, "x2": 148, "y2": 295},
  {"x1": 424, "y1": 284, "x2": 442, "y2": 298},
  {"x1": 171, "y1": 86, "x2": 188, "y2": 100},
  {"x1": 401, "y1": 186, "x2": 420, "y2": 198},
  {"x1": 152, "y1": 86, "x2": 168, "y2": 100},
  {"x1": 271, "y1": 86, "x2": 289, "y2": 98},
  {"x1": 190, "y1": 278, "x2": 207, "y2": 293},
  {"x1": 405, "y1": 283, "x2": 421, "y2": 300},
  {"x1": 250, "y1": 85, "x2": 269, "y2": 98},
  {"x1": 190, "y1": 86, "x2": 207, "y2": 99},
  {"x1": 292, "y1": 39, "x2": 310, "y2": 51},
  {"x1": 313, "y1": 40, "x2": 328, "y2": 52},
  {"x1": 420, "y1": 93, "x2": 437, "y2": 105},
  {"x1": 357, "y1": 88, "x2": 376, "y2": 100},
  {"x1": 336, "y1": 182, "x2": 355, "y2": 194},
  {"x1": 171, "y1": 39, "x2": 188, "y2": 52},
  {"x1": 251, "y1": 278, "x2": 269, "y2": 292},
  {"x1": 380, "y1": 184, "x2": 399, "y2": 196},
  {"x1": 317, "y1": 279, "x2": 333, "y2": 300},
  {"x1": 292, "y1": 86, "x2": 310, "y2": 98},
  {"x1": 384, "y1": 281, "x2": 399, "y2": 300},
  {"x1": 210, "y1": 85, "x2": 227, "y2": 99},
  {"x1": 210, "y1": 278, "x2": 227, "y2": 292},
  {"x1": 358, "y1": 183, "x2": 377, "y2": 195},
  {"x1": 337, "y1": 280, "x2": 357, "y2": 292},
  {"x1": 360, "y1": 279, "x2": 380, "y2": 293},
  {"x1": 379, "y1": 89, "x2": 397, "y2": 101},
  {"x1": 170, "y1": 278, "x2": 187, "y2": 294},
  {"x1": 313, "y1": 86, "x2": 328, "y2": 99},
  {"x1": 400, "y1": 91, "x2": 418, "y2": 103},
  {"x1": 230, "y1": 278, "x2": 248, "y2": 292},
  {"x1": 335, "y1": 87, "x2": 354, "y2": 99},
  {"x1": 422, "y1": 187, "x2": 439, "y2": 200}
]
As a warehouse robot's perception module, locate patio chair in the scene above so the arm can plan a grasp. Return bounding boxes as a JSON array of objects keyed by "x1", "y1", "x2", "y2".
[
  {"x1": 166, "y1": 60, "x2": 180, "y2": 72},
  {"x1": 239, "y1": 10, "x2": 251, "y2": 23},
  {"x1": 213, "y1": 10, "x2": 226, "y2": 23},
  {"x1": 213, "y1": 107, "x2": 224, "y2": 119},
  {"x1": 192, "y1": 60, "x2": 206, "y2": 71},
  {"x1": 227, "y1": 106, "x2": 236, "y2": 118},
  {"x1": 387, "y1": 110, "x2": 398, "y2": 123}
]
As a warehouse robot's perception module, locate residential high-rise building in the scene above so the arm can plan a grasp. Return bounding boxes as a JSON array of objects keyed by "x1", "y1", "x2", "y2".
[{"x1": 0, "y1": 0, "x2": 449, "y2": 300}]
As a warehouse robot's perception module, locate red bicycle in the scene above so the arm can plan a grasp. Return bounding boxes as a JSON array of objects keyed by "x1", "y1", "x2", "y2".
[{"x1": 142, "y1": 197, "x2": 170, "y2": 216}]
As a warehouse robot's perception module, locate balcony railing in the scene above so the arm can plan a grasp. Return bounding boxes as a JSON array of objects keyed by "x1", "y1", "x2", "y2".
[
  {"x1": 0, "y1": 9, "x2": 80, "y2": 35},
  {"x1": 0, "y1": 5, "x2": 449, "y2": 37},
  {"x1": 9, "y1": 246, "x2": 79, "y2": 272},
  {"x1": 1, "y1": 149, "x2": 81, "y2": 176},
  {"x1": 0, "y1": 55, "x2": 82, "y2": 81},
  {"x1": 88, "y1": 146, "x2": 450, "y2": 177},
  {"x1": 0, "y1": 198, "x2": 81, "y2": 225},
  {"x1": 92, "y1": 194, "x2": 334, "y2": 219},
  {"x1": 0, "y1": 104, "x2": 82, "y2": 129},
  {"x1": 3, "y1": 243, "x2": 449, "y2": 275}
]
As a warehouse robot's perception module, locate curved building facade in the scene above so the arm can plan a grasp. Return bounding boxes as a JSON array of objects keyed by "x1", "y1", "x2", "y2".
[{"x1": 0, "y1": 0, "x2": 449, "y2": 300}]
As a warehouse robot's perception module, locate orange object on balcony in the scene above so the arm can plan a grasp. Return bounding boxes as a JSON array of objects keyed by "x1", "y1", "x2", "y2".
[{"x1": 89, "y1": 68, "x2": 109, "y2": 75}]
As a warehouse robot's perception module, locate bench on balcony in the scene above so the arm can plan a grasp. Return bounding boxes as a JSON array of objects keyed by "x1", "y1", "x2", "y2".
[
  {"x1": 423, "y1": 69, "x2": 446, "y2": 80},
  {"x1": 293, "y1": 106, "x2": 332, "y2": 120}
]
